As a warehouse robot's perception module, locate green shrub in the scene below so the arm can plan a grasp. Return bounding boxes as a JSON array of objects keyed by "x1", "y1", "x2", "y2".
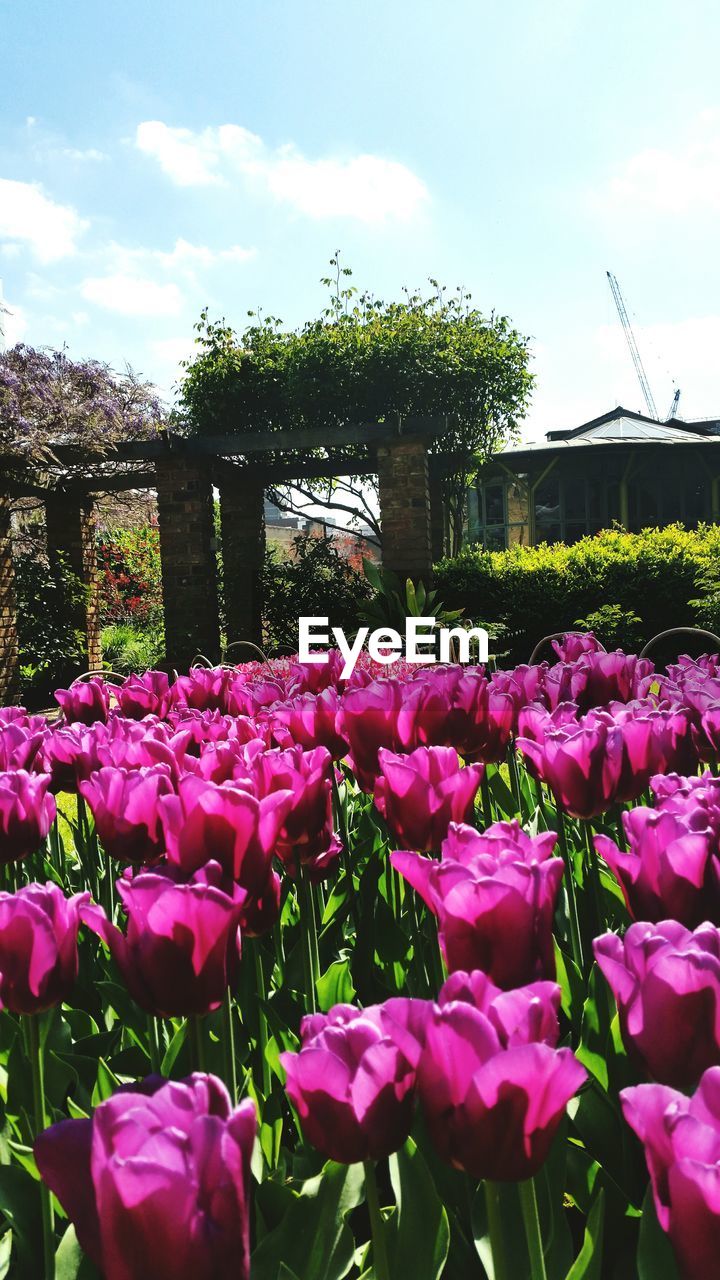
[
  {"x1": 101, "y1": 622, "x2": 165, "y2": 674},
  {"x1": 14, "y1": 552, "x2": 86, "y2": 704},
  {"x1": 435, "y1": 524, "x2": 720, "y2": 663},
  {"x1": 261, "y1": 534, "x2": 372, "y2": 654}
]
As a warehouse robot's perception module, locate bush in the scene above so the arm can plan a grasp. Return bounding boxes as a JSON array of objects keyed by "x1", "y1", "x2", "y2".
[
  {"x1": 97, "y1": 524, "x2": 163, "y2": 629},
  {"x1": 262, "y1": 534, "x2": 372, "y2": 654},
  {"x1": 435, "y1": 524, "x2": 720, "y2": 663},
  {"x1": 14, "y1": 552, "x2": 86, "y2": 704},
  {"x1": 101, "y1": 622, "x2": 165, "y2": 674}
]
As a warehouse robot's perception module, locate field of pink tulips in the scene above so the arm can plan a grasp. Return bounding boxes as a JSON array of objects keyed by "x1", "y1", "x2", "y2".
[{"x1": 3, "y1": 635, "x2": 720, "y2": 1278}]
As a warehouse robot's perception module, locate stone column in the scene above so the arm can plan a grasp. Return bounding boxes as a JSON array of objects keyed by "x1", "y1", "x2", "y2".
[
  {"x1": 219, "y1": 477, "x2": 265, "y2": 650},
  {"x1": 377, "y1": 438, "x2": 433, "y2": 583},
  {"x1": 46, "y1": 492, "x2": 102, "y2": 672},
  {"x1": 0, "y1": 498, "x2": 19, "y2": 705},
  {"x1": 155, "y1": 457, "x2": 220, "y2": 668}
]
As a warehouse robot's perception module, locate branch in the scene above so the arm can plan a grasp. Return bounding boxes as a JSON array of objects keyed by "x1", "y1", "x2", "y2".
[
  {"x1": 291, "y1": 483, "x2": 382, "y2": 541},
  {"x1": 268, "y1": 488, "x2": 380, "y2": 548}
]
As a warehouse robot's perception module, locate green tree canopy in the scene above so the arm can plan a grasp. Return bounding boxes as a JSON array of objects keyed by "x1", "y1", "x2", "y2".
[{"x1": 179, "y1": 259, "x2": 534, "y2": 551}]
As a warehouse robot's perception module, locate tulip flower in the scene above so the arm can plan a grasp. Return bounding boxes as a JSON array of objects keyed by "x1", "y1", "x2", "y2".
[
  {"x1": 35, "y1": 1074, "x2": 255, "y2": 1280},
  {"x1": 79, "y1": 766, "x2": 175, "y2": 865},
  {"x1": 159, "y1": 775, "x2": 292, "y2": 934},
  {"x1": 248, "y1": 744, "x2": 341, "y2": 880},
  {"x1": 392, "y1": 821, "x2": 564, "y2": 987},
  {"x1": 438, "y1": 969, "x2": 562, "y2": 1047},
  {"x1": 337, "y1": 679, "x2": 413, "y2": 790},
  {"x1": 573, "y1": 650, "x2": 654, "y2": 711},
  {"x1": 280, "y1": 999, "x2": 429, "y2": 1163},
  {"x1": 269, "y1": 687, "x2": 348, "y2": 758},
  {"x1": 170, "y1": 666, "x2": 231, "y2": 713},
  {"x1": 81, "y1": 866, "x2": 243, "y2": 1017},
  {"x1": 517, "y1": 713, "x2": 624, "y2": 818},
  {"x1": 55, "y1": 677, "x2": 111, "y2": 725},
  {"x1": 374, "y1": 746, "x2": 483, "y2": 852},
  {"x1": 596, "y1": 807, "x2": 720, "y2": 926},
  {"x1": 0, "y1": 721, "x2": 46, "y2": 771},
  {"x1": 621, "y1": 1069, "x2": 720, "y2": 1280},
  {"x1": 595, "y1": 921, "x2": 720, "y2": 1087},
  {"x1": 39, "y1": 722, "x2": 108, "y2": 793},
  {"x1": 409, "y1": 667, "x2": 515, "y2": 763},
  {"x1": 0, "y1": 770, "x2": 56, "y2": 864},
  {"x1": 116, "y1": 670, "x2": 172, "y2": 720},
  {"x1": 551, "y1": 632, "x2": 604, "y2": 662},
  {"x1": 416, "y1": 998, "x2": 586, "y2": 1180},
  {"x1": 0, "y1": 882, "x2": 89, "y2": 1013}
]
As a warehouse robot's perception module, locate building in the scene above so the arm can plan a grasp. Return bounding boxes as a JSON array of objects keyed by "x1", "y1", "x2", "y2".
[{"x1": 468, "y1": 406, "x2": 720, "y2": 549}]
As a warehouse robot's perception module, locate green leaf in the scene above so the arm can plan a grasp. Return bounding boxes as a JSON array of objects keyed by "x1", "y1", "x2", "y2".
[
  {"x1": 565, "y1": 1191, "x2": 605, "y2": 1279},
  {"x1": 55, "y1": 1224, "x2": 84, "y2": 1280},
  {"x1": 388, "y1": 1138, "x2": 450, "y2": 1280},
  {"x1": 251, "y1": 1161, "x2": 364, "y2": 1280},
  {"x1": 161, "y1": 1021, "x2": 188, "y2": 1076},
  {"x1": 92, "y1": 1057, "x2": 121, "y2": 1106},
  {"x1": 317, "y1": 960, "x2": 356, "y2": 1012},
  {"x1": 637, "y1": 1188, "x2": 680, "y2": 1279},
  {"x1": 0, "y1": 1231, "x2": 12, "y2": 1280}
]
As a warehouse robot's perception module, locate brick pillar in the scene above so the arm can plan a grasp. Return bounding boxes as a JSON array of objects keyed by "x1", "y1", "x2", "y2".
[
  {"x1": 0, "y1": 498, "x2": 19, "y2": 705},
  {"x1": 220, "y1": 478, "x2": 265, "y2": 649},
  {"x1": 377, "y1": 438, "x2": 433, "y2": 583},
  {"x1": 428, "y1": 460, "x2": 446, "y2": 562},
  {"x1": 46, "y1": 492, "x2": 102, "y2": 672},
  {"x1": 155, "y1": 458, "x2": 220, "y2": 667}
]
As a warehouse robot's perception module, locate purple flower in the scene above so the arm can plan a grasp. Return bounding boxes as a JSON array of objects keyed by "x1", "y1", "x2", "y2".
[
  {"x1": 79, "y1": 766, "x2": 175, "y2": 865},
  {"x1": 374, "y1": 746, "x2": 484, "y2": 852},
  {"x1": 0, "y1": 770, "x2": 56, "y2": 864},
  {"x1": 392, "y1": 821, "x2": 564, "y2": 988},
  {"x1": 595, "y1": 921, "x2": 720, "y2": 1087},
  {"x1": 416, "y1": 997, "x2": 586, "y2": 1180},
  {"x1": 518, "y1": 711, "x2": 623, "y2": 818},
  {"x1": 116, "y1": 670, "x2": 172, "y2": 720},
  {"x1": 55, "y1": 678, "x2": 111, "y2": 725},
  {"x1": 0, "y1": 882, "x2": 88, "y2": 1013},
  {"x1": 246, "y1": 744, "x2": 341, "y2": 881},
  {"x1": 280, "y1": 999, "x2": 428, "y2": 1163},
  {"x1": 622, "y1": 1069, "x2": 720, "y2": 1280},
  {"x1": 35, "y1": 1074, "x2": 255, "y2": 1280},
  {"x1": 81, "y1": 867, "x2": 243, "y2": 1017},
  {"x1": 596, "y1": 807, "x2": 720, "y2": 926}
]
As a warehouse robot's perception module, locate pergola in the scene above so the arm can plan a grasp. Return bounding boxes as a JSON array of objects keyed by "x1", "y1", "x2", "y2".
[{"x1": 0, "y1": 418, "x2": 451, "y2": 703}]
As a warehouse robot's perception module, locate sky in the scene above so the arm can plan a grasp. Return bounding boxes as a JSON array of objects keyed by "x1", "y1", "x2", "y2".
[{"x1": 2, "y1": 0, "x2": 720, "y2": 445}]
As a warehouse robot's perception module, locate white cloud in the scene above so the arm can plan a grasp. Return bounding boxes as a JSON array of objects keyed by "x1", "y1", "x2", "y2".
[
  {"x1": 79, "y1": 272, "x2": 184, "y2": 317},
  {"x1": 109, "y1": 236, "x2": 256, "y2": 272},
  {"x1": 60, "y1": 147, "x2": 106, "y2": 163},
  {"x1": 0, "y1": 298, "x2": 28, "y2": 348},
  {"x1": 135, "y1": 120, "x2": 429, "y2": 222},
  {"x1": 593, "y1": 110, "x2": 720, "y2": 217},
  {"x1": 594, "y1": 315, "x2": 720, "y2": 418},
  {"x1": 0, "y1": 178, "x2": 88, "y2": 261}
]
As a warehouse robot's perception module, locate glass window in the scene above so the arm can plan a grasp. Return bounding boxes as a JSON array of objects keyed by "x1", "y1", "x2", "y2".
[
  {"x1": 484, "y1": 526, "x2": 507, "y2": 551},
  {"x1": 484, "y1": 484, "x2": 505, "y2": 524},
  {"x1": 534, "y1": 475, "x2": 560, "y2": 526},
  {"x1": 564, "y1": 479, "x2": 587, "y2": 522}
]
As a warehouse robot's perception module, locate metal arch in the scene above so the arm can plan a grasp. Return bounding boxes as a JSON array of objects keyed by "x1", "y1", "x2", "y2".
[{"x1": 639, "y1": 627, "x2": 720, "y2": 659}]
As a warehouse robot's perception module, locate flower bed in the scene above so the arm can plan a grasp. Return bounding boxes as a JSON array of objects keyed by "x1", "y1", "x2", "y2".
[{"x1": 1, "y1": 636, "x2": 719, "y2": 1278}]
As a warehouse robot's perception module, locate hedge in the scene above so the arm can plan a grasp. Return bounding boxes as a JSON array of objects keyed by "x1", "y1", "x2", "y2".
[{"x1": 435, "y1": 524, "x2": 720, "y2": 663}]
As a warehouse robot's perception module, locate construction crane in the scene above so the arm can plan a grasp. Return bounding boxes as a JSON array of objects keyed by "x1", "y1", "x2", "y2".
[
  {"x1": 606, "y1": 271, "x2": 659, "y2": 420},
  {"x1": 666, "y1": 387, "x2": 681, "y2": 420}
]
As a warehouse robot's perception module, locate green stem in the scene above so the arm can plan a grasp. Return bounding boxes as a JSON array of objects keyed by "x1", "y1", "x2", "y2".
[
  {"x1": 582, "y1": 820, "x2": 606, "y2": 937},
  {"x1": 252, "y1": 941, "x2": 271, "y2": 1099},
  {"x1": 333, "y1": 773, "x2": 360, "y2": 932},
  {"x1": 363, "y1": 1160, "x2": 391, "y2": 1280},
  {"x1": 556, "y1": 806, "x2": 584, "y2": 973},
  {"x1": 481, "y1": 771, "x2": 494, "y2": 828},
  {"x1": 223, "y1": 989, "x2": 238, "y2": 1103},
  {"x1": 147, "y1": 1014, "x2": 162, "y2": 1074},
  {"x1": 188, "y1": 1015, "x2": 206, "y2": 1072},
  {"x1": 519, "y1": 1178, "x2": 548, "y2": 1280},
  {"x1": 507, "y1": 743, "x2": 524, "y2": 819},
  {"x1": 26, "y1": 1015, "x2": 54, "y2": 1280},
  {"x1": 484, "y1": 1180, "x2": 508, "y2": 1280},
  {"x1": 297, "y1": 865, "x2": 318, "y2": 1014}
]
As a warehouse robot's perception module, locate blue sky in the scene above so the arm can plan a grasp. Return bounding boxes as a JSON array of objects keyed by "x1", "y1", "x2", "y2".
[{"x1": 2, "y1": 0, "x2": 720, "y2": 441}]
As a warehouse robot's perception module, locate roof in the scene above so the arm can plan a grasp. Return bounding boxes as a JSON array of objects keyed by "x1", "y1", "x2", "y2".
[{"x1": 495, "y1": 405, "x2": 720, "y2": 463}]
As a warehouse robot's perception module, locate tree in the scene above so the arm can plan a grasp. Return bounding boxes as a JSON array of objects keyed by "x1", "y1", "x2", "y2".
[
  {"x1": 0, "y1": 344, "x2": 164, "y2": 472},
  {"x1": 179, "y1": 257, "x2": 534, "y2": 555}
]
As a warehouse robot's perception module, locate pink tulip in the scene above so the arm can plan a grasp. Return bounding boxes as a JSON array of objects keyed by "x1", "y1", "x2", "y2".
[
  {"x1": 0, "y1": 770, "x2": 56, "y2": 864},
  {"x1": 374, "y1": 745, "x2": 483, "y2": 852},
  {"x1": 55, "y1": 677, "x2": 111, "y2": 725},
  {"x1": 79, "y1": 766, "x2": 175, "y2": 865},
  {"x1": 0, "y1": 882, "x2": 88, "y2": 1012}
]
